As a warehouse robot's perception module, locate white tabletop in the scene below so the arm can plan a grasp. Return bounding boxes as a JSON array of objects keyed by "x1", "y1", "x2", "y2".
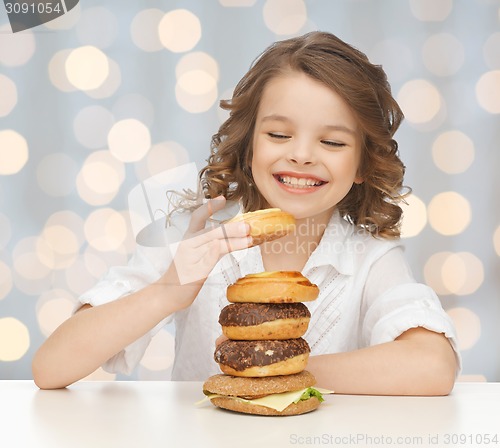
[{"x1": 1, "y1": 381, "x2": 499, "y2": 448}]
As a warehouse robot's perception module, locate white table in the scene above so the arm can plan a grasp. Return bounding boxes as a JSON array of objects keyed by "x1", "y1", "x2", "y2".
[{"x1": 1, "y1": 381, "x2": 499, "y2": 448}]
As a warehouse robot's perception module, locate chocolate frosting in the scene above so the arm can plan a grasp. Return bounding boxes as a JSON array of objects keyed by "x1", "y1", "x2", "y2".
[
  {"x1": 219, "y1": 303, "x2": 310, "y2": 327},
  {"x1": 214, "y1": 338, "x2": 310, "y2": 371}
]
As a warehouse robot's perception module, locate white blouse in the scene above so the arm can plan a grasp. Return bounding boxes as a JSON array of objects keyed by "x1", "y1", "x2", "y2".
[{"x1": 78, "y1": 210, "x2": 461, "y2": 381}]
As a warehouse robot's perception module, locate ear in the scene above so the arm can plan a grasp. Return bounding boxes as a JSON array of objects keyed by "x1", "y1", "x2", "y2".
[{"x1": 354, "y1": 176, "x2": 364, "y2": 185}]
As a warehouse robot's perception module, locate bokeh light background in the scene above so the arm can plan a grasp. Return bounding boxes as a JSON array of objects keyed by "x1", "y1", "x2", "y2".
[{"x1": 0, "y1": 0, "x2": 499, "y2": 382}]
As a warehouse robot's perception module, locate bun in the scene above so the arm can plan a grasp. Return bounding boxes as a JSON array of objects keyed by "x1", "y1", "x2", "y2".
[
  {"x1": 214, "y1": 338, "x2": 310, "y2": 377},
  {"x1": 210, "y1": 396, "x2": 321, "y2": 416},
  {"x1": 226, "y1": 208, "x2": 295, "y2": 246},
  {"x1": 219, "y1": 303, "x2": 311, "y2": 340},
  {"x1": 227, "y1": 271, "x2": 319, "y2": 303},
  {"x1": 204, "y1": 370, "x2": 316, "y2": 396}
]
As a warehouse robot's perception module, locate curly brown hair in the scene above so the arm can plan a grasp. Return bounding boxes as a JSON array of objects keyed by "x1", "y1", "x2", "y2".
[{"x1": 199, "y1": 31, "x2": 410, "y2": 238}]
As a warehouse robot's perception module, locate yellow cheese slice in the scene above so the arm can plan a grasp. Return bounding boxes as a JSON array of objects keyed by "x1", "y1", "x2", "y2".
[{"x1": 197, "y1": 387, "x2": 333, "y2": 412}]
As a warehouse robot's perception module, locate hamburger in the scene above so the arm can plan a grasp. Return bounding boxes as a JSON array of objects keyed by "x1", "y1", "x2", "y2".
[{"x1": 200, "y1": 371, "x2": 332, "y2": 416}]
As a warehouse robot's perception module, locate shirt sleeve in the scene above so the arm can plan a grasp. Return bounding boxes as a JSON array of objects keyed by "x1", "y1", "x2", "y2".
[
  {"x1": 75, "y1": 245, "x2": 175, "y2": 375},
  {"x1": 361, "y1": 247, "x2": 462, "y2": 376}
]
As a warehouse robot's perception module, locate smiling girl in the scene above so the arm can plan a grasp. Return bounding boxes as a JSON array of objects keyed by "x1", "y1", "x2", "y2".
[{"x1": 33, "y1": 32, "x2": 460, "y2": 394}]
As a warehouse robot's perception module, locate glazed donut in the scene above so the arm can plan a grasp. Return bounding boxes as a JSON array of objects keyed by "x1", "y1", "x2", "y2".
[
  {"x1": 226, "y1": 271, "x2": 319, "y2": 303},
  {"x1": 214, "y1": 338, "x2": 310, "y2": 377},
  {"x1": 226, "y1": 208, "x2": 295, "y2": 246},
  {"x1": 219, "y1": 303, "x2": 311, "y2": 340}
]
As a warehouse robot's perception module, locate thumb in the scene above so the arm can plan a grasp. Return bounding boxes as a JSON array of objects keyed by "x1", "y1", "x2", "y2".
[
  {"x1": 206, "y1": 195, "x2": 226, "y2": 216},
  {"x1": 188, "y1": 195, "x2": 226, "y2": 233}
]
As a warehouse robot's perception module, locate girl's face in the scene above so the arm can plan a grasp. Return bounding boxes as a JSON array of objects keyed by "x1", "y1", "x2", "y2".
[{"x1": 251, "y1": 71, "x2": 363, "y2": 221}]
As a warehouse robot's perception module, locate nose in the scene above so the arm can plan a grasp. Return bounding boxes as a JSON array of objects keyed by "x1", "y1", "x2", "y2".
[{"x1": 286, "y1": 138, "x2": 316, "y2": 165}]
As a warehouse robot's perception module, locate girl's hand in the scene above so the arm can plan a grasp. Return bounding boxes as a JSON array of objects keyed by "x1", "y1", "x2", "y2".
[{"x1": 160, "y1": 196, "x2": 251, "y2": 306}]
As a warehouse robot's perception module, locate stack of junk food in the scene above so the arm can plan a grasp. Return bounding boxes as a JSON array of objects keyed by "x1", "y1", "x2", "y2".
[{"x1": 201, "y1": 270, "x2": 333, "y2": 416}]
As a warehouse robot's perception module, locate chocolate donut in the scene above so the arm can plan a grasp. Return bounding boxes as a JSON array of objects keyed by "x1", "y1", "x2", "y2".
[
  {"x1": 214, "y1": 338, "x2": 310, "y2": 377},
  {"x1": 219, "y1": 303, "x2": 311, "y2": 340}
]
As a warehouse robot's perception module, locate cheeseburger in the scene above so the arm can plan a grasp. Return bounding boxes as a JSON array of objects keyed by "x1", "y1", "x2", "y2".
[{"x1": 201, "y1": 371, "x2": 332, "y2": 416}]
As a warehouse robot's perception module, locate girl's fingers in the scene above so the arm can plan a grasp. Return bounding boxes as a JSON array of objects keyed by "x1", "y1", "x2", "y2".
[
  {"x1": 185, "y1": 221, "x2": 250, "y2": 248},
  {"x1": 217, "y1": 235, "x2": 253, "y2": 254},
  {"x1": 187, "y1": 196, "x2": 226, "y2": 233}
]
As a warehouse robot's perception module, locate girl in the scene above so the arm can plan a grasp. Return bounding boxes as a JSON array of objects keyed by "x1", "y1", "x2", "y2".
[{"x1": 32, "y1": 32, "x2": 459, "y2": 394}]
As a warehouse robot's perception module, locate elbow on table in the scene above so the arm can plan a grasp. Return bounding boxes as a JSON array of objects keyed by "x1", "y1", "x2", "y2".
[
  {"x1": 32, "y1": 355, "x2": 70, "y2": 390},
  {"x1": 419, "y1": 349, "x2": 458, "y2": 396}
]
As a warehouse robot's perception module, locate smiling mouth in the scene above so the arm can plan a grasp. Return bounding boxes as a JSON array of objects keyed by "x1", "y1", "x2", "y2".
[{"x1": 274, "y1": 174, "x2": 327, "y2": 189}]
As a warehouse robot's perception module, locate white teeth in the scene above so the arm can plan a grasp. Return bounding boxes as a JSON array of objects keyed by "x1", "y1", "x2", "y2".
[{"x1": 278, "y1": 175, "x2": 323, "y2": 188}]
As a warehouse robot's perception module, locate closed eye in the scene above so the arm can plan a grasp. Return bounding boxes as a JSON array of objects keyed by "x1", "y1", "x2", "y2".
[
  {"x1": 268, "y1": 132, "x2": 290, "y2": 140},
  {"x1": 321, "y1": 140, "x2": 346, "y2": 148}
]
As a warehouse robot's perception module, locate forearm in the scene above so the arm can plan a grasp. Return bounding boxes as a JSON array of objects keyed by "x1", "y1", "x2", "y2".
[
  {"x1": 307, "y1": 328, "x2": 457, "y2": 396},
  {"x1": 32, "y1": 275, "x2": 198, "y2": 390}
]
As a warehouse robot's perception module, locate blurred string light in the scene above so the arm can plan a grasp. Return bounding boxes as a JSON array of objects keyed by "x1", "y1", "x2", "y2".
[
  {"x1": 108, "y1": 119, "x2": 151, "y2": 163},
  {"x1": 422, "y1": 33, "x2": 465, "y2": 76},
  {"x1": 84, "y1": 208, "x2": 128, "y2": 252},
  {"x1": 0, "y1": 24, "x2": 35, "y2": 66},
  {"x1": 0, "y1": 318, "x2": 30, "y2": 361},
  {"x1": 263, "y1": 0, "x2": 307, "y2": 35},
  {"x1": 409, "y1": 0, "x2": 453, "y2": 21},
  {"x1": 476, "y1": 70, "x2": 500, "y2": 114},
  {"x1": 494, "y1": 226, "x2": 500, "y2": 257},
  {"x1": 400, "y1": 194, "x2": 427, "y2": 238},
  {"x1": 175, "y1": 52, "x2": 219, "y2": 113},
  {"x1": 0, "y1": 130, "x2": 29, "y2": 175},
  {"x1": 432, "y1": 131, "x2": 475, "y2": 174},
  {"x1": 0, "y1": 75, "x2": 17, "y2": 117},
  {"x1": 424, "y1": 252, "x2": 485, "y2": 296},
  {"x1": 427, "y1": 192, "x2": 471, "y2": 236},
  {"x1": 36, "y1": 289, "x2": 75, "y2": 338},
  {"x1": 130, "y1": 9, "x2": 164, "y2": 52},
  {"x1": 447, "y1": 307, "x2": 481, "y2": 351},
  {"x1": 0, "y1": 261, "x2": 13, "y2": 301},
  {"x1": 65, "y1": 46, "x2": 110, "y2": 91},
  {"x1": 397, "y1": 79, "x2": 443, "y2": 125},
  {"x1": 134, "y1": 141, "x2": 190, "y2": 181},
  {"x1": 158, "y1": 9, "x2": 201, "y2": 53},
  {"x1": 76, "y1": 150, "x2": 125, "y2": 206},
  {"x1": 219, "y1": 0, "x2": 258, "y2": 6}
]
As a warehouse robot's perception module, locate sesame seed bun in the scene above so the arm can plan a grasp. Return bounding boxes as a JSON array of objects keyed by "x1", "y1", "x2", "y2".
[
  {"x1": 203, "y1": 370, "x2": 316, "y2": 397},
  {"x1": 210, "y1": 396, "x2": 321, "y2": 416}
]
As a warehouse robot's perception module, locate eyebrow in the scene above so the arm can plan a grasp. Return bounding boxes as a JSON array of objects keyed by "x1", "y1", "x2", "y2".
[{"x1": 261, "y1": 114, "x2": 357, "y2": 136}]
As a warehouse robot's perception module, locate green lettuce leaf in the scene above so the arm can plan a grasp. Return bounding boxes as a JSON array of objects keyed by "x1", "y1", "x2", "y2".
[{"x1": 294, "y1": 387, "x2": 325, "y2": 404}]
